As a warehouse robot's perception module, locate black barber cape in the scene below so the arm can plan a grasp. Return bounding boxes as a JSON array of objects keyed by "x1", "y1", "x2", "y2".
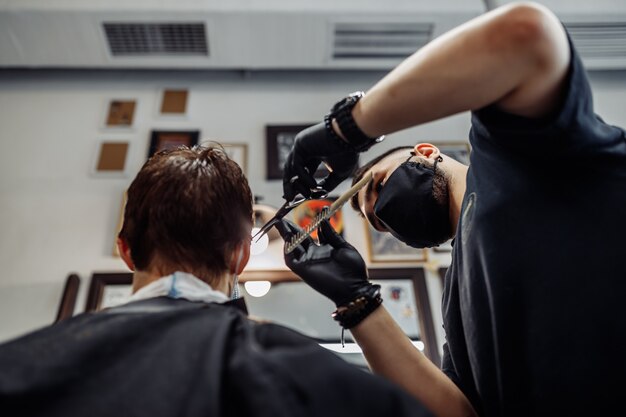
[
  {"x1": 441, "y1": 33, "x2": 626, "y2": 416},
  {"x1": 0, "y1": 297, "x2": 432, "y2": 417}
]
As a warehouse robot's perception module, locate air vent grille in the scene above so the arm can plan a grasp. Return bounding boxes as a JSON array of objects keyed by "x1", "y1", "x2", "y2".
[
  {"x1": 333, "y1": 22, "x2": 432, "y2": 59},
  {"x1": 565, "y1": 22, "x2": 626, "y2": 59},
  {"x1": 103, "y1": 23, "x2": 208, "y2": 56}
]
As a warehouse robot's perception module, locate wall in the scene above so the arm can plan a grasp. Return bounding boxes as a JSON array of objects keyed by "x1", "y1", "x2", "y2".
[{"x1": 0, "y1": 68, "x2": 625, "y2": 346}]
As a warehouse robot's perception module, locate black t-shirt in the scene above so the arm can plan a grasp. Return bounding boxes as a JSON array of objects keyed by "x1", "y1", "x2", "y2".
[{"x1": 441, "y1": 36, "x2": 626, "y2": 417}]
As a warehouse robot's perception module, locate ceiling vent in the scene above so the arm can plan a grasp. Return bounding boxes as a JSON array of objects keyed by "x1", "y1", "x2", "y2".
[
  {"x1": 0, "y1": 0, "x2": 486, "y2": 69},
  {"x1": 492, "y1": 0, "x2": 626, "y2": 69},
  {"x1": 332, "y1": 22, "x2": 433, "y2": 59},
  {"x1": 565, "y1": 22, "x2": 626, "y2": 59},
  {"x1": 103, "y1": 22, "x2": 208, "y2": 56}
]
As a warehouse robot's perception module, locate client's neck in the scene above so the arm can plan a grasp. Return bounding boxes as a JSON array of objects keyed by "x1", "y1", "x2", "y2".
[{"x1": 132, "y1": 268, "x2": 230, "y2": 295}]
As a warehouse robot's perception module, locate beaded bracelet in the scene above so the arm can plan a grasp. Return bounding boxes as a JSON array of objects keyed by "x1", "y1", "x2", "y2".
[
  {"x1": 323, "y1": 114, "x2": 356, "y2": 153},
  {"x1": 331, "y1": 285, "x2": 383, "y2": 329}
]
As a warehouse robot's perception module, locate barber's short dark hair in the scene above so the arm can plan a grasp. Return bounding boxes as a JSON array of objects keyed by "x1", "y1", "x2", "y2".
[
  {"x1": 119, "y1": 145, "x2": 253, "y2": 279},
  {"x1": 349, "y1": 146, "x2": 413, "y2": 213}
]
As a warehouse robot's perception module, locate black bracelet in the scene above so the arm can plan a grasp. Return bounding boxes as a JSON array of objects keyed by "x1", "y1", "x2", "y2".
[
  {"x1": 331, "y1": 285, "x2": 383, "y2": 330},
  {"x1": 327, "y1": 91, "x2": 385, "y2": 153}
]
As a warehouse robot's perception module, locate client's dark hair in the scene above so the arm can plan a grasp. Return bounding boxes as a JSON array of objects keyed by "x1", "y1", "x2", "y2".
[{"x1": 119, "y1": 145, "x2": 253, "y2": 282}]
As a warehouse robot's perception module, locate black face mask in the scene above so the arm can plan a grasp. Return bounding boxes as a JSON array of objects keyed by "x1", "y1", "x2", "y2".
[{"x1": 373, "y1": 156, "x2": 451, "y2": 248}]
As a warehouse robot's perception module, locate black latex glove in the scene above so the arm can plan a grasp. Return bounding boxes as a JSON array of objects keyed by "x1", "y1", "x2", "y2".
[
  {"x1": 282, "y1": 122, "x2": 359, "y2": 201},
  {"x1": 275, "y1": 218, "x2": 372, "y2": 307}
]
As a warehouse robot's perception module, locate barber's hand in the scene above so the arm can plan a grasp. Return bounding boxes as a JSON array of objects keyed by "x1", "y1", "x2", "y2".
[
  {"x1": 275, "y1": 218, "x2": 371, "y2": 307},
  {"x1": 283, "y1": 122, "x2": 358, "y2": 201}
]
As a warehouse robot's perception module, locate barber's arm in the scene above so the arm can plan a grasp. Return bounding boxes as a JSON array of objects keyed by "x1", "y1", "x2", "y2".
[
  {"x1": 276, "y1": 220, "x2": 477, "y2": 417},
  {"x1": 283, "y1": 2, "x2": 569, "y2": 199}
]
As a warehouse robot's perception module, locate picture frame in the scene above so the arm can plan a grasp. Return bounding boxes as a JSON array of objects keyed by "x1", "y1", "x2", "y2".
[
  {"x1": 91, "y1": 140, "x2": 131, "y2": 178},
  {"x1": 159, "y1": 89, "x2": 189, "y2": 115},
  {"x1": 147, "y1": 130, "x2": 200, "y2": 159},
  {"x1": 221, "y1": 143, "x2": 248, "y2": 176},
  {"x1": 369, "y1": 268, "x2": 440, "y2": 364},
  {"x1": 363, "y1": 220, "x2": 428, "y2": 263},
  {"x1": 55, "y1": 273, "x2": 81, "y2": 322},
  {"x1": 85, "y1": 272, "x2": 133, "y2": 312},
  {"x1": 289, "y1": 197, "x2": 343, "y2": 240},
  {"x1": 436, "y1": 142, "x2": 471, "y2": 165},
  {"x1": 265, "y1": 124, "x2": 328, "y2": 180},
  {"x1": 103, "y1": 99, "x2": 137, "y2": 129}
]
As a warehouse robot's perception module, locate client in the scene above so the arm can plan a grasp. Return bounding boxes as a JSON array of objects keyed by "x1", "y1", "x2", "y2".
[{"x1": 0, "y1": 145, "x2": 432, "y2": 417}]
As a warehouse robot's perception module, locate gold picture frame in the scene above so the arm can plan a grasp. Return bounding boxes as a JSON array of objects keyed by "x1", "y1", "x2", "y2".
[{"x1": 363, "y1": 220, "x2": 428, "y2": 264}]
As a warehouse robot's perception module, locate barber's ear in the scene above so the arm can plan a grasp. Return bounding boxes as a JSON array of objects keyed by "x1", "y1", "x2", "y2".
[
  {"x1": 116, "y1": 238, "x2": 135, "y2": 271},
  {"x1": 229, "y1": 242, "x2": 250, "y2": 275},
  {"x1": 413, "y1": 143, "x2": 441, "y2": 160}
]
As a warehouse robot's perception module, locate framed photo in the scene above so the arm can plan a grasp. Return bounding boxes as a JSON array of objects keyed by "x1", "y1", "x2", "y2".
[
  {"x1": 55, "y1": 273, "x2": 81, "y2": 322},
  {"x1": 91, "y1": 140, "x2": 131, "y2": 178},
  {"x1": 265, "y1": 124, "x2": 328, "y2": 180},
  {"x1": 290, "y1": 197, "x2": 343, "y2": 240},
  {"x1": 104, "y1": 99, "x2": 136, "y2": 128},
  {"x1": 436, "y1": 142, "x2": 471, "y2": 165},
  {"x1": 369, "y1": 268, "x2": 440, "y2": 365},
  {"x1": 364, "y1": 220, "x2": 428, "y2": 263},
  {"x1": 160, "y1": 89, "x2": 188, "y2": 115},
  {"x1": 221, "y1": 143, "x2": 248, "y2": 176},
  {"x1": 85, "y1": 272, "x2": 133, "y2": 312},
  {"x1": 148, "y1": 130, "x2": 199, "y2": 159}
]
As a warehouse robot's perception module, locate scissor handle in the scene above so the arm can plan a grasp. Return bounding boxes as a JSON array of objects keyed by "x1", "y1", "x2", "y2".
[{"x1": 309, "y1": 188, "x2": 328, "y2": 200}]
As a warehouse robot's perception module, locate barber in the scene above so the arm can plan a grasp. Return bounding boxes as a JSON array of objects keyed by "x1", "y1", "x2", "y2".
[{"x1": 279, "y1": 2, "x2": 626, "y2": 417}]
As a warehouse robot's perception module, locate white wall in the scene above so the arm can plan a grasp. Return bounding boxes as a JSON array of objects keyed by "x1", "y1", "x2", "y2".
[{"x1": 1, "y1": 68, "x2": 625, "y2": 346}]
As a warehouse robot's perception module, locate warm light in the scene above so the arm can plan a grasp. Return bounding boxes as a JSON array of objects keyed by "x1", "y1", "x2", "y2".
[
  {"x1": 250, "y1": 227, "x2": 269, "y2": 255},
  {"x1": 244, "y1": 280, "x2": 272, "y2": 297}
]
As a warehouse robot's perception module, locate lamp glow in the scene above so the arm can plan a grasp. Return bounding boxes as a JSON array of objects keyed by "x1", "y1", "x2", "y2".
[
  {"x1": 250, "y1": 227, "x2": 269, "y2": 255},
  {"x1": 244, "y1": 280, "x2": 272, "y2": 297}
]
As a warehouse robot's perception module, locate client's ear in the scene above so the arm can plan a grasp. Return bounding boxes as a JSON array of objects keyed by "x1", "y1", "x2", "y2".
[
  {"x1": 117, "y1": 238, "x2": 135, "y2": 271},
  {"x1": 229, "y1": 242, "x2": 250, "y2": 275}
]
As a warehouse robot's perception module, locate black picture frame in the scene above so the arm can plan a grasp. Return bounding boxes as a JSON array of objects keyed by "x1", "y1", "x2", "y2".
[
  {"x1": 147, "y1": 130, "x2": 200, "y2": 159},
  {"x1": 85, "y1": 272, "x2": 133, "y2": 312},
  {"x1": 369, "y1": 268, "x2": 440, "y2": 365},
  {"x1": 55, "y1": 273, "x2": 81, "y2": 322},
  {"x1": 265, "y1": 124, "x2": 328, "y2": 180}
]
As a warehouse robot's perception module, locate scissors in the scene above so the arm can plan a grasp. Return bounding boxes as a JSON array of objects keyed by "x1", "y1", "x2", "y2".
[{"x1": 252, "y1": 186, "x2": 328, "y2": 243}]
